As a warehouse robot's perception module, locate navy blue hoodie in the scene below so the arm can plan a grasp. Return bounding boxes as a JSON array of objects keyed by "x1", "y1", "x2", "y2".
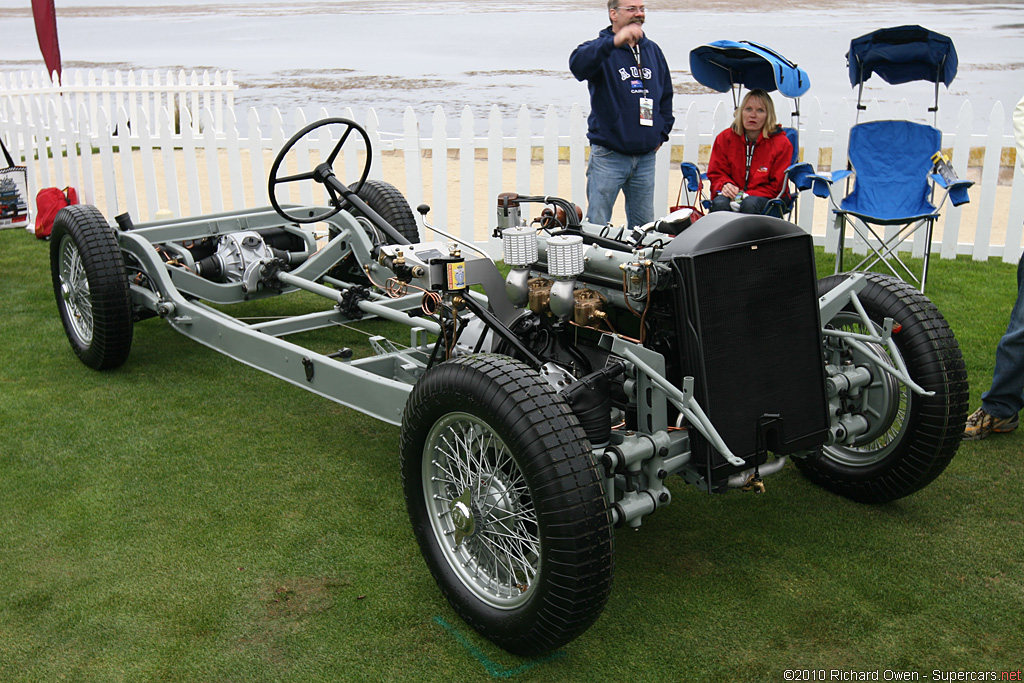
[{"x1": 570, "y1": 27, "x2": 674, "y2": 155}]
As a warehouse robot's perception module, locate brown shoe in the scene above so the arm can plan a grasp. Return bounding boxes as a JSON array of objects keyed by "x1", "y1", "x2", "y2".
[{"x1": 962, "y1": 408, "x2": 1020, "y2": 441}]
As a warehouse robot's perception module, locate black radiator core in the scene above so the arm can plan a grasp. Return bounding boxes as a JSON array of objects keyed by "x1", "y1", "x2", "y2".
[{"x1": 664, "y1": 214, "x2": 830, "y2": 489}]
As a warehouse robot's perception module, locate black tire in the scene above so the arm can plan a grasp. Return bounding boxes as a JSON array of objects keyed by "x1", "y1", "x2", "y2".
[
  {"x1": 795, "y1": 272, "x2": 968, "y2": 503},
  {"x1": 331, "y1": 179, "x2": 420, "y2": 283},
  {"x1": 400, "y1": 354, "x2": 613, "y2": 655},
  {"x1": 349, "y1": 178, "x2": 420, "y2": 243},
  {"x1": 50, "y1": 204, "x2": 133, "y2": 370}
]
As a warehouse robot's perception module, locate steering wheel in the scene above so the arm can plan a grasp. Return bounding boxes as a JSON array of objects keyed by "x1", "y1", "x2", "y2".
[{"x1": 268, "y1": 117, "x2": 372, "y2": 224}]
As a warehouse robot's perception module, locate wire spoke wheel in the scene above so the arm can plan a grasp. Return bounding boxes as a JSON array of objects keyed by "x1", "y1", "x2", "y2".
[
  {"x1": 58, "y1": 236, "x2": 95, "y2": 346},
  {"x1": 49, "y1": 204, "x2": 133, "y2": 370},
  {"x1": 423, "y1": 412, "x2": 539, "y2": 608},
  {"x1": 401, "y1": 354, "x2": 613, "y2": 655}
]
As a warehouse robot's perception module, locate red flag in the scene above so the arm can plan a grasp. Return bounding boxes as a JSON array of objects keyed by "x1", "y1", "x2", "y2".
[{"x1": 31, "y1": 0, "x2": 62, "y2": 80}]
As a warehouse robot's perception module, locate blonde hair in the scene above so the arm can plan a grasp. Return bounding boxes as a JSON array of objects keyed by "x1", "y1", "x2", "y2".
[{"x1": 731, "y1": 89, "x2": 779, "y2": 141}]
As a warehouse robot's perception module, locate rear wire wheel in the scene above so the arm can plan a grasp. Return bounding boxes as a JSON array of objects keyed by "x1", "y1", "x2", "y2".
[
  {"x1": 796, "y1": 273, "x2": 968, "y2": 503},
  {"x1": 331, "y1": 179, "x2": 419, "y2": 282},
  {"x1": 50, "y1": 204, "x2": 133, "y2": 370},
  {"x1": 348, "y1": 178, "x2": 420, "y2": 243},
  {"x1": 400, "y1": 354, "x2": 613, "y2": 655}
]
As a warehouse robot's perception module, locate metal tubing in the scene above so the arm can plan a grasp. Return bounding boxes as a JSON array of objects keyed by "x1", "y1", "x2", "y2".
[
  {"x1": 618, "y1": 347, "x2": 745, "y2": 467},
  {"x1": 612, "y1": 490, "x2": 658, "y2": 528},
  {"x1": 726, "y1": 456, "x2": 788, "y2": 488},
  {"x1": 274, "y1": 271, "x2": 441, "y2": 336}
]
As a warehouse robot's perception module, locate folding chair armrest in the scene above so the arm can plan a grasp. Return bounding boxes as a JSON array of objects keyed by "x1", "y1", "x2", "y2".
[
  {"x1": 807, "y1": 170, "x2": 849, "y2": 199},
  {"x1": 785, "y1": 162, "x2": 815, "y2": 191},
  {"x1": 928, "y1": 173, "x2": 973, "y2": 191},
  {"x1": 929, "y1": 175, "x2": 974, "y2": 207}
]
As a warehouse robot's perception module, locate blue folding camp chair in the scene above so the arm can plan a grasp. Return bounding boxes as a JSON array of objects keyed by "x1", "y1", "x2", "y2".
[
  {"x1": 684, "y1": 40, "x2": 815, "y2": 222},
  {"x1": 671, "y1": 161, "x2": 707, "y2": 218},
  {"x1": 807, "y1": 25, "x2": 973, "y2": 293}
]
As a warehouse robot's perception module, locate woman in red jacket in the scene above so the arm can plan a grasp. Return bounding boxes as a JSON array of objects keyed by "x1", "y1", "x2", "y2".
[{"x1": 706, "y1": 89, "x2": 793, "y2": 216}]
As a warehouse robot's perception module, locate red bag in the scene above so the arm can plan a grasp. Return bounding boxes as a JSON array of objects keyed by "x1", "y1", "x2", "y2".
[{"x1": 35, "y1": 186, "x2": 78, "y2": 239}]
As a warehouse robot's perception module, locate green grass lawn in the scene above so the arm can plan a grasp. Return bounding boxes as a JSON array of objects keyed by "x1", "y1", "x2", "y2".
[{"x1": 1, "y1": 228, "x2": 1021, "y2": 682}]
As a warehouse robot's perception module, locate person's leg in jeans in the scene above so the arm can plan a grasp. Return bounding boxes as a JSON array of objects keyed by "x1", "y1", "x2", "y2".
[
  {"x1": 709, "y1": 194, "x2": 733, "y2": 213},
  {"x1": 981, "y1": 256, "x2": 1024, "y2": 419},
  {"x1": 622, "y1": 149, "x2": 657, "y2": 229},
  {"x1": 738, "y1": 194, "x2": 770, "y2": 215},
  {"x1": 585, "y1": 144, "x2": 630, "y2": 226}
]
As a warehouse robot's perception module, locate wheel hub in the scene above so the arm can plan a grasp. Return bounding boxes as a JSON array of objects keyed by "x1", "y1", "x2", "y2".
[
  {"x1": 822, "y1": 314, "x2": 909, "y2": 465},
  {"x1": 450, "y1": 489, "x2": 476, "y2": 544}
]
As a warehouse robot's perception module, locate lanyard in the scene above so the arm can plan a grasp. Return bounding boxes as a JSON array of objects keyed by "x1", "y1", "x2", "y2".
[
  {"x1": 743, "y1": 137, "x2": 757, "y2": 190},
  {"x1": 631, "y1": 45, "x2": 644, "y2": 86},
  {"x1": 631, "y1": 42, "x2": 654, "y2": 127}
]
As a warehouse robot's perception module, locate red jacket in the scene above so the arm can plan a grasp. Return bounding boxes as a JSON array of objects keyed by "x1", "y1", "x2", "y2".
[{"x1": 707, "y1": 126, "x2": 793, "y2": 199}]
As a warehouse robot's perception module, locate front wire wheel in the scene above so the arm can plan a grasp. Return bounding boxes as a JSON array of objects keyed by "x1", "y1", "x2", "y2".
[
  {"x1": 796, "y1": 273, "x2": 968, "y2": 503},
  {"x1": 423, "y1": 412, "x2": 539, "y2": 609},
  {"x1": 401, "y1": 354, "x2": 613, "y2": 655}
]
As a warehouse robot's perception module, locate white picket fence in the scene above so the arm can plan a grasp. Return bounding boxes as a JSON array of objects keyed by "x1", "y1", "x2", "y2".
[
  {"x1": 0, "y1": 69, "x2": 238, "y2": 136},
  {"x1": 1, "y1": 73, "x2": 1022, "y2": 264}
]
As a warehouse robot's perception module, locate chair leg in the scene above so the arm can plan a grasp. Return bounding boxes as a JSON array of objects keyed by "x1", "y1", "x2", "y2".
[
  {"x1": 845, "y1": 217, "x2": 933, "y2": 288},
  {"x1": 858, "y1": 222, "x2": 922, "y2": 283},
  {"x1": 920, "y1": 218, "x2": 934, "y2": 294},
  {"x1": 834, "y1": 214, "x2": 847, "y2": 274}
]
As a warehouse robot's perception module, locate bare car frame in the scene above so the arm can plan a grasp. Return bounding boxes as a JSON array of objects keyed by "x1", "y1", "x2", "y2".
[{"x1": 51, "y1": 118, "x2": 968, "y2": 655}]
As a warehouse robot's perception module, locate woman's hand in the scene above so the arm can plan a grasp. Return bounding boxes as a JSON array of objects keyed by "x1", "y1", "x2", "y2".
[{"x1": 720, "y1": 183, "x2": 740, "y2": 199}]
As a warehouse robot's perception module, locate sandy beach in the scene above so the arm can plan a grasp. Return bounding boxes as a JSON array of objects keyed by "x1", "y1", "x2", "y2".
[{"x1": 2, "y1": 0, "x2": 1022, "y2": 137}]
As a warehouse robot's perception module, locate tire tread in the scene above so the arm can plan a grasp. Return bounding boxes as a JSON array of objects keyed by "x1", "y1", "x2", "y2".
[{"x1": 49, "y1": 204, "x2": 133, "y2": 370}]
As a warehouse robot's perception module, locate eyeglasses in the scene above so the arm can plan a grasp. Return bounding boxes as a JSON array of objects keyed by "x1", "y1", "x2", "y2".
[{"x1": 614, "y1": 5, "x2": 646, "y2": 13}]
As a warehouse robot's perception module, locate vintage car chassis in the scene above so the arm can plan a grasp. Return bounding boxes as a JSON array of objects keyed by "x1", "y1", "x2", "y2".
[{"x1": 50, "y1": 117, "x2": 968, "y2": 655}]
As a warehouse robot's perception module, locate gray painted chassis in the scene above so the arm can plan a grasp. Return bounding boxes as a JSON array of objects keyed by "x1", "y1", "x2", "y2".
[{"x1": 118, "y1": 203, "x2": 929, "y2": 527}]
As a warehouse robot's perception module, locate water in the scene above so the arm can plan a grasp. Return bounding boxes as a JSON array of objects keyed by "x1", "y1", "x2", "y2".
[{"x1": 1, "y1": 0, "x2": 1022, "y2": 136}]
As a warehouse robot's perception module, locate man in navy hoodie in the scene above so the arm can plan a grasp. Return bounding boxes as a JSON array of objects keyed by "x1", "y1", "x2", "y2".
[{"x1": 570, "y1": 2, "x2": 674, "y2": 229}]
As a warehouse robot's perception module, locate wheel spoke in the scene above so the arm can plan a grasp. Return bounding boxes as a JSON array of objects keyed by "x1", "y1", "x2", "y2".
[
  {"x1": 274, "y1": 170, "x2": 317, "y2": 185},
  {"x1": 327, "y1": 126, "x2": 354, "y2": 166},
  {"x1": 436, "y1": 434, "x2": 468, "y2": 490},
  {"x1": 421, "y1": 411, "x2": 543, "y2": 609},
  {"x1": 60, "y1": 239, "x2": 95, "y2": 344},
  {"x1": 485, "y1": 506, "x2": 535, "y2": 528},
  {"x1": 478, "y1": 528, "x2": 537, "y2": 586},
  {"x1": 431, "y1": 457, "x2": 462, "y2": 491}
]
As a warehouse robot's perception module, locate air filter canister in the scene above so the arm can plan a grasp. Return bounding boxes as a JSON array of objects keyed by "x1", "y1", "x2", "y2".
[
  {"x1": 502, "y1": 227, "x2": 538, "y2": 268},
  {"x1": 546, "y1": 234, "x2": 585, "y2": 278}
]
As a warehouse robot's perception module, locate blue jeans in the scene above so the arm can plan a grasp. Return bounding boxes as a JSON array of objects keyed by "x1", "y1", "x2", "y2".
[
  {"x1": 586, "y1": 144, "x2": 657, "y2": 229},
  {"x1": 709, "y1": 193, "x2": 780, "y2": 217},
  {"x1": 981, "y1": 256, "x2": 1024, "y2": 419}
]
